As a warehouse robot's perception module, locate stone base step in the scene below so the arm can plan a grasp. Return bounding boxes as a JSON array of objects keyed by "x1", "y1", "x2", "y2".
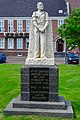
[
  {"x1": 4, "y1": 96, "x2": 73, "y2": 118},
  {"x1": 13, "y1": 96, "x2": 66, "y2": 110}
]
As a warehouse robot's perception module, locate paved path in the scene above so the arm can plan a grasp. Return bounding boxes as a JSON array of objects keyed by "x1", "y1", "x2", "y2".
[
  {"x1": 5, "y1": 56, "x2": 65, "y2": 64},
  {"x1": 6, "y1": 56, "x2": 26, "y2": 64}
]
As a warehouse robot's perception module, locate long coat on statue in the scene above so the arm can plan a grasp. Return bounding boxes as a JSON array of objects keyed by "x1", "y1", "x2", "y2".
[{"x1": 27, "y1": 11, "x2": 54, "y2": 59}]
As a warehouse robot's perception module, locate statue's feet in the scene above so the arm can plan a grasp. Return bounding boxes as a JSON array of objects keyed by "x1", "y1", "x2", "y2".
[
  {"x1": 34, "y1": 56, "x2": 39, "y2": 59},
  {"x1": 34, "y1": 56, "x2": 47, "y2": 60},
  {"x1": 41, "y1": 57, "x2": 47, "y2": 60}
]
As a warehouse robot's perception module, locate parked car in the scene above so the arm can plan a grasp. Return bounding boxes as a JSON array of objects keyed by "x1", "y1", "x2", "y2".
[
  {"x1": 67, "y1": 53, "x2": 79, "y2": 64},
  {"x1": 0, "y1": 53, "x2": 6, "y2": 63}
]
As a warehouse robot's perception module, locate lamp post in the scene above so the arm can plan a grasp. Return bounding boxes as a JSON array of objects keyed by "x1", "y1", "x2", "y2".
[
  {"x1": 64, "y1": 2, "x2": 69, "y2": 64},
  {"x1": 64, "y1": 40, "x2": 67, "y2": 64}
]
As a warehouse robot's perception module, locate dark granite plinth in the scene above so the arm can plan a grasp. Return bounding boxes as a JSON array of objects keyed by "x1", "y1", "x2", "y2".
[
  {"x1": 21, "y1": 65, "x2": 59, "y2": 102},
  {"x1": 4, "y1": 64, "x2": 74, "y2": 118}
]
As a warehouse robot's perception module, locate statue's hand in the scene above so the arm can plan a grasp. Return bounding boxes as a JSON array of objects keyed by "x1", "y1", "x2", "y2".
[{"x1": 39, "y1": 28, "x2": 45, "y2": 33}]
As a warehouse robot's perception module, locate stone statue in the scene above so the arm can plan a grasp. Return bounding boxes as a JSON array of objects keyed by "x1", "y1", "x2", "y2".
[
  {"x1": 26, "y1": 2, "x2": 54, "y2": 64},
  {"x1": 32, "y1": 2, "x2": 49, "y2": 59}
]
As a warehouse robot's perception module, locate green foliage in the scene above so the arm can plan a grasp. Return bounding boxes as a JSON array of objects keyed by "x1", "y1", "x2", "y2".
[
  {"x1": 58, "y1": 8, "x2": 80, "y2": 49},
  {"x1": 0, "y1": 64, "x2": 80, "y2": 120}
]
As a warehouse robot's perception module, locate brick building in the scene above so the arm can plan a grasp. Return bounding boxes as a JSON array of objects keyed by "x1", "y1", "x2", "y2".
[
  {"x1": 66, "y1": 0, "x2": 80, "y2": 10},
  {"x1": 0, "y1": 0, "x2": 68, "y2": 56}
]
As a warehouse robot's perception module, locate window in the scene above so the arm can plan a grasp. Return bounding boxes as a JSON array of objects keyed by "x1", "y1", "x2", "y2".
[
  {"x1": 58, "y1": 19, "x2": 64, "y2": 27},
  {"x1": 17, "y1": 20, "x2": 23, "y2": 33},
  {"x1": 0, "y1": 21, "x2": 4, "y2": 32},
  {"x1": 8, "y1": 20, "x2": 13, "y2": 32},
  {"x1": 26, "y1": 20, "x2": 31, "y2": 33},
  {"x1": 8, "y1": 38, "x2": 14, "y2": 49},
  {"x1": 26, "y1": 38, "x2": 29, "y2": 49},
  {"x1": 59, "y1": 10, "x2": 63, "y2": 13},
  {"x1": 0, "y1": 38, "x2": 5, "y2": 49},
  {"x1": 17, "y1": 38, "x2": 23, "y2": 49}
]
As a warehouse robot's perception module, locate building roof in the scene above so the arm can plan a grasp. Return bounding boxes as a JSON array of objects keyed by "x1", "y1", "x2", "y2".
[{"x1": 0, "y1": 0, "x2": 67, "y2": 17}]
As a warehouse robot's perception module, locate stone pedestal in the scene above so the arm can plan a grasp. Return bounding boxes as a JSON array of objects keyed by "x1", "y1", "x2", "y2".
[
  {"x1": 4, "y1": 64, "x2": 73, "y2": 118},
  {"x1": 21, "y1": 65, "x2": 58, "y2": 102}
]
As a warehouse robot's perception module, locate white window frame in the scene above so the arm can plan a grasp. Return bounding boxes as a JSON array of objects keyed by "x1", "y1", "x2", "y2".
[
  {"x1": 59, "y1": 10, "x2": 63, "y2": 13},
  {"x1": 26, "y1": 20, "x2": 31, "y2": 33},
  {"x1": 0, "y1": 20, "x2": 4, "y2": 32},
  {"x1": 8, "y1": 20, "x2": 13, "y2": 32},
  {"x1": 17, "y1": 20, "x2": 23, "y2": 33},
  {"x1": 17, "y1": 38, "x2": 23, "y2": 49},
  {"x1": 0, "y1": 38, "x2": 5, "y2": 49},
  {"x1": 8, "y1": 38, "x2": 14, "y2": 49},
  {"x1": 26, "y1": 38, "x2": 29, "y2": 49},
  {"x1": 58, "y1": 19, "x2": 64, "y2": 27}
]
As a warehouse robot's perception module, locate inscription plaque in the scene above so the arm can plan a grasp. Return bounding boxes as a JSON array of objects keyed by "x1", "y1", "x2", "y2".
[{"x1": 30, "y1": 67, "x2": 49, "y2": 101}]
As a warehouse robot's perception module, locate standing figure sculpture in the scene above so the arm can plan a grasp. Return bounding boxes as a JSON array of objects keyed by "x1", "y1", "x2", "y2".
[
  {"x1": 32, "y1": 2, "x2": 49, "y2": 59},
  {"x1": 27, "y1": 2, "x2": 54, "y2": 61}
]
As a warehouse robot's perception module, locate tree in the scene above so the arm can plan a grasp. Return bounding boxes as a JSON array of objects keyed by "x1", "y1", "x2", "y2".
[{"x1": 58, "y1": 8, "x2": 80, "y2": 64}]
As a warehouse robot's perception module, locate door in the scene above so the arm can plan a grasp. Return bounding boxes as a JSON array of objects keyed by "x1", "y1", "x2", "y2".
[{"x1": 56, "y1": 39, "x2": 64, "y2": 52}]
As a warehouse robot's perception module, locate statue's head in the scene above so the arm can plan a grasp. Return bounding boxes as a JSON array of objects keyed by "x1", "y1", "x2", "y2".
[{"x1": 37, "y1": 2, "x2": 44, "y2": 10}]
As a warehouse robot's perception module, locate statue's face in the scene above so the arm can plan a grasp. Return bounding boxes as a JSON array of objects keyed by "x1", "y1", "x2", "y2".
[{"x1": 37, "y1": 2, "x2": 44, "y2": 10}]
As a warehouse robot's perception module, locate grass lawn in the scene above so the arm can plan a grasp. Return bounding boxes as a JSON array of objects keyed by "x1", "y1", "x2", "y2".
[{"x1": 0, "y1": 64, "x2": 80, "y2": 120}]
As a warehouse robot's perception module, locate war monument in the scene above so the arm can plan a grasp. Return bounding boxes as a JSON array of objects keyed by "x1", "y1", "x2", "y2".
[{"x1": 4, "y1": 2, "x2": 73, "y2": 118}]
